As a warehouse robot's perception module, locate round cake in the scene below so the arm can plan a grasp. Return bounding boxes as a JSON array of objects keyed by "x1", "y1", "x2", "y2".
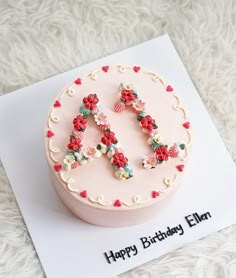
[{"x1": 44, "y1": 64, "x2": 192, "y2": 227}]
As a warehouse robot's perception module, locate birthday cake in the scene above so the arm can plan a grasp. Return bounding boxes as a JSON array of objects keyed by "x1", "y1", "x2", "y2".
[{"x1": 44, "y1": 64, "x2": 192, "y2": 227}]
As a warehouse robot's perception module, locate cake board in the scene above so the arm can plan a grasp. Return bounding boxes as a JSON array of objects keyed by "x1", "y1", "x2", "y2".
[{"x1": 0, "y1": 35, "x2": 236, "y2": 278}]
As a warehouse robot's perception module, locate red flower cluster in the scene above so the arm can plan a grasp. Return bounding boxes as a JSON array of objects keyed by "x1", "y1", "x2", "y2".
[
  {"x1": 101, "y1": 131, "x2": 117, "y2": 146},
  {"x1": 73, "y1": 115, "x2": 87, "y2": 131},
  {"x1": 83, "y1": 94, "x2": 99, "y2": 110},
  {"x1": 121, "y1": 89, "x2": 136, "y2": 103},
  {"x1": 141, "y1": 115, "x2": 156, "y2": 131},
  {"x1": 113, "y1": 152, "x2": 128, "y2": 168},
  {"x1": 156, "y1": 145, "x2": 169, "y2": 161},
  {"x1": 67, "y1": 137, "x2": 82, "y2": 151}
]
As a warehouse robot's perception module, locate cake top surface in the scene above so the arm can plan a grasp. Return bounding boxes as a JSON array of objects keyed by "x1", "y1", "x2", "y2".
[{"x1": 44, "y1": 64, "x2": 191, "y2": 210}]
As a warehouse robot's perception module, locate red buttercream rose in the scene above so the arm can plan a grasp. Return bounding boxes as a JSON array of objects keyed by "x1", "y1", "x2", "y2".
[
  {"x1": 101, "y1": 131, "x2": 117, "y2": 146},
  {"x1": 113, "y1": 152, "x2": 128, "y2": 168},
  {"x1": 73, "y1": 115, "x2": 87, "y2": 131},
  {"x1": 83, "y1": 94, "x2": 99, "y2": 110},
  {"x1": 156, "y1": 145, "x2": 169, "y2": 161},
  {"x1": 141, "y1": 115, "x2": 155, "y2": 131},
  {"x1": 121, "y1": 89, "x2": 136, "y2": 103},
  {"x1": 67, "y1": 138, "x2": 82, "y2": 151}
]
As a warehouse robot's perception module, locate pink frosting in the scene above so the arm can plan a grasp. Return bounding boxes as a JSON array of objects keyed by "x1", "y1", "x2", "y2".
[{"x1": 44, "y1": 65, "x2": 191, "y2": 227}]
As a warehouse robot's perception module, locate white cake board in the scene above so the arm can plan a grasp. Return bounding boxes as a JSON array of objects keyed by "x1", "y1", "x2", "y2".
[{"x1": 0, "y1": 35, "x2": 236, "y2": 278}]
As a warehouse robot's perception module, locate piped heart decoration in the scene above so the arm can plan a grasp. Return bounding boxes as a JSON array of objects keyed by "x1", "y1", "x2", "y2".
[
  {"x1": 54, "y1": 100, "x2": 61, "y2": 107},
  {"x1": 176, "y1": 164, "x2": 184, "y2": 172},
  {"x1": 74, "y1": 78, "x2": 82, "y2": 85},
  {"x1": 102, "y1": 65, "x2": 109, "y2": 72},
  {"x1": 166, "y1": 85, "x2": 173, "y2": 92},
  {"x1": 80, "y1": 190, "x2": 87, "y2": 198},
  {"x1": 114, "y1": 199, "x2": 122, "y2": 207},
  {"x1": 133, "y1": 66, "x2": 141, "y2": 73},
  {"x1": 47, "y1": 130, "x2": 54, "y2": 138},
  {"x1": 183, "y1": 122, "x2": 190, "y2": 129},
  {"x1": 152, "y1": 191, "x2": 160, "y2": 198},
  {"x1": 54, "y1": 164, "x2": 62, "y2": 172}
]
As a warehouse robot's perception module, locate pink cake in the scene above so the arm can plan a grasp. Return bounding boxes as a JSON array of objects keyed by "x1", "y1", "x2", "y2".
[{"x1": 44, "y1": 64, "x2": 192, "y2": 227}]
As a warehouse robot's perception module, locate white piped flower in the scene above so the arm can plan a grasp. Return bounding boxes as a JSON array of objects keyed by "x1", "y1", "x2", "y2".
[
  {"x1": 115, "y1": 169, "x2": 130, "y2": 180},
  {"x1": 64, "y1": 155, "x2": 75, "y2": 165},
  {"x1": 63, "y1": 155, "x2": 75, "y2": 171},
  {"x1": 132, "y1": 99, "x2": 145, "y2": 112}
]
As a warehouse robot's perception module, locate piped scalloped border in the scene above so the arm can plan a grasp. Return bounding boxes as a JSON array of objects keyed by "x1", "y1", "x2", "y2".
[{"x1": 45, "y1": 64, "x2": 192, "y2": 207}]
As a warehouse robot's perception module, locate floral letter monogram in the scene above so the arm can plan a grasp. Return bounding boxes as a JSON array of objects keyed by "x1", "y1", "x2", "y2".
[
  {"x1": 114, "y1": 83, "x2": 185, "y2": 169},
  {"x1": 64, "y1": 93, "x2": 133, "y2": 180}
]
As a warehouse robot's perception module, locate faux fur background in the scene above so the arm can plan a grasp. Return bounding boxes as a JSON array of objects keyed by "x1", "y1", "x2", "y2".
[{"x1": 1, "y1": 0, "x2": 236, "y2": 277}]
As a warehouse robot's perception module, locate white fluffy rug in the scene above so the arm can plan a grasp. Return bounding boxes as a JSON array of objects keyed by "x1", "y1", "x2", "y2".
[{"x1": 1, "y1": 0, "x2": 236, "y2": 277}]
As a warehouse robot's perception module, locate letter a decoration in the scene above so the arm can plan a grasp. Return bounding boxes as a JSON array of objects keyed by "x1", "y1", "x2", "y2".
[
  {"x1": 64, "y1": 94, "x2": 133, "y2": 180},
  {"x1": 114, "y1": 83, "x2": 185, "y2": 169}
]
